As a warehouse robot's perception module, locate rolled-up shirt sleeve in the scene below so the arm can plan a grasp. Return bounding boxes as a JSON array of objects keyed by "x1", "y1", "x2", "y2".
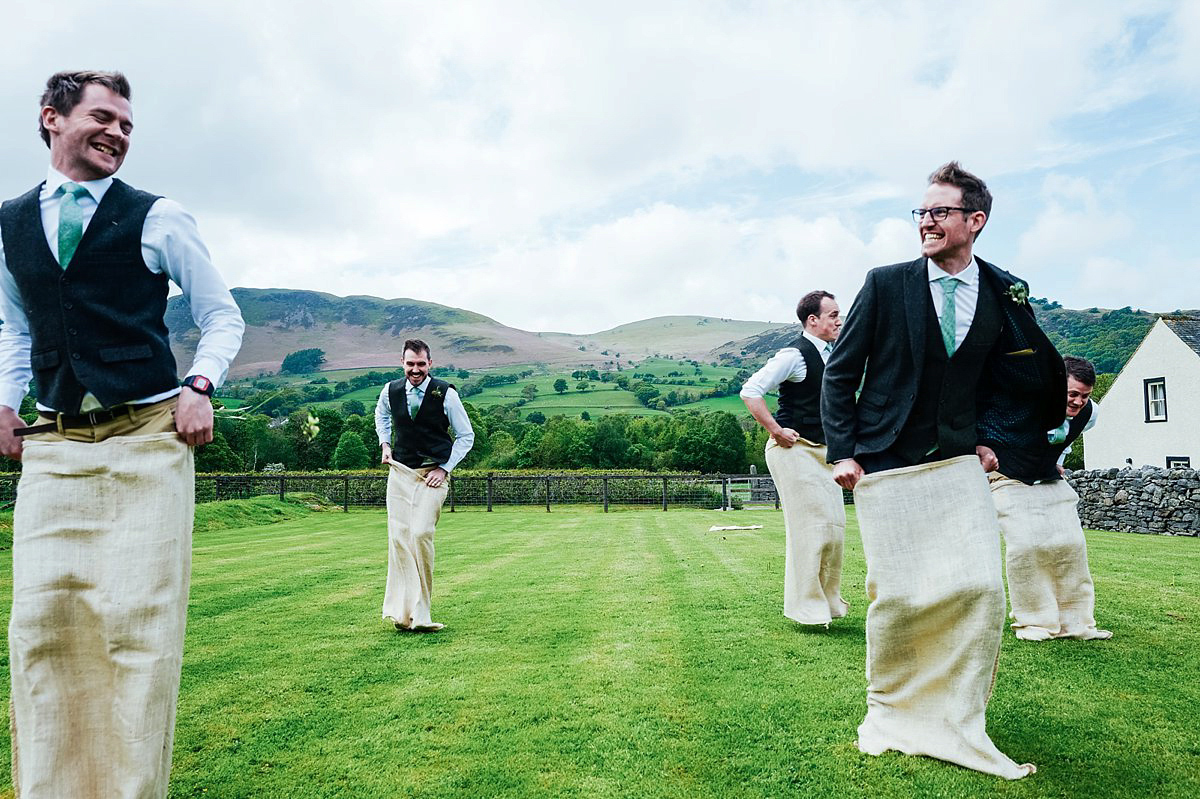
[{"x1": 739, "y1": 348, "x2": 806, "y2": 399}]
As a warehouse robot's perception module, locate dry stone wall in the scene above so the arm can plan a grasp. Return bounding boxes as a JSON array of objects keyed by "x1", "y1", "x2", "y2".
[{"x1": 1066, "y1": 466, "x2": 1200, "y2": 536}]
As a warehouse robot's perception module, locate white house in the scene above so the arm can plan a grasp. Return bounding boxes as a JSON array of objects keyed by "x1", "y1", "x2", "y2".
[{"x1": 1086, "y1": 316, "x2": 1200, "y2": 470}]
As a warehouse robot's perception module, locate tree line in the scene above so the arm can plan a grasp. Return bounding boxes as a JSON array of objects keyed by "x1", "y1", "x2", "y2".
[{"x1": 193, "y1": 400, "x2": 765, "y2": 476}]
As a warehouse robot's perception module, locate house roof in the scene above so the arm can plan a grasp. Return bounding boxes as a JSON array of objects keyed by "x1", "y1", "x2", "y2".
[{"x1": 1163, "y1": 316, "x2": 1200, "y2": 358}]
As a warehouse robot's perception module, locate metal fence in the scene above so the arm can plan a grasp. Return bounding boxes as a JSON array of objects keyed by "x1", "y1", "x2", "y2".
[{"x1": 0, "y1": 472, "x2": 852, "y2": 512}]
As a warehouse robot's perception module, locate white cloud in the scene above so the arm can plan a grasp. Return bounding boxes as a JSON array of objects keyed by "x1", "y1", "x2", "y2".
[{"x1": 1, "y1": 1, "x2": 1195, "y2": 331}]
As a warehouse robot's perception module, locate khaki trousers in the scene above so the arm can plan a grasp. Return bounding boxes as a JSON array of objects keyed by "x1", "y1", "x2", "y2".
[
  {"x1": 989, "y1": 474, "x2": 1110, "y2": 641},
  {"x1": 382, "y1": 462, "x2": 450, "y2": 629},
  {"x1": 765, "y1": 439, "x2": 848, "y2": 625},
  {"x1": 9, "y1": 399, "x2": 193, "y2": 799}
]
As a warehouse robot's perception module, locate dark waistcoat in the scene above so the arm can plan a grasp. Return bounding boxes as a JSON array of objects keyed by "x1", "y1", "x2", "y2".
[
  {"x1": 891, "y1": 280, "x2": 1002, "y2": 464},
  {"x1": 389, "y1": 377, "x2": 454, "y2": 468},
  {"x1": 1004, "y1": 400, "x2": 1093, "y2": 484},
  {"x1": 0, "y1": 180, "x2": 177, "y2": 413},
  {"x1": 773, "y1": 336, "x2": 826, "y2": 444}
]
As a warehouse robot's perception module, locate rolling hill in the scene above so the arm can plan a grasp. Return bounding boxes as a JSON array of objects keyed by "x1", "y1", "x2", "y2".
[
  {"x1": 164, "y1": 287, "x2": 1191, "y2": 380},
  {"x1": 166, "y1": 289, "x2": 784, "y2": 378}
]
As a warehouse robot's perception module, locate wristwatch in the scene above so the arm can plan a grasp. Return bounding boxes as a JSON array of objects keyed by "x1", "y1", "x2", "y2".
[{"x1": 182, "y1": 375, "x2": 215, "y2": 397}]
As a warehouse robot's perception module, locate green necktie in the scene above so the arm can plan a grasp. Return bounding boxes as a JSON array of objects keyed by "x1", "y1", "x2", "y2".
[
  {"x1": 408, "y1": 386, "x2": 422, "y2": 419},
  {"x1": 58, "y1": 182, "x2": 90, "y2": 269},
  {"x1": 935, "y1": 276, "x2": 960, "y2": 356},
  {"x1": 823, "y1": 342, "x2": 833, "y2": 357},
  {"x1": 1047, "y1": 419, "x2": 1070, "y2": 445}
]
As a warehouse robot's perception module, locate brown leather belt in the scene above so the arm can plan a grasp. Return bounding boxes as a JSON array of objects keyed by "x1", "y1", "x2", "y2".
[{"x1": 14, "y1": 403, "x2": 154, "y2": 437}]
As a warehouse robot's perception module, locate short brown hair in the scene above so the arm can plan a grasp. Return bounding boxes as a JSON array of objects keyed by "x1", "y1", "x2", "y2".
[
  {"x1": 403, "y1": 339, "x2": 432, "y2": 359},
  {"x1": 927, "y1": 161, "x2": 992, "y2": 239},
  {"x1": 1063, "y1": 355, "x2": 1096, "y2": 387},
  {"x1": 796, "y1": 290, "x2": 835, "y2": 324},
  {"x1": 38, "y1": 70, "x2": 131, "y2": 147}
]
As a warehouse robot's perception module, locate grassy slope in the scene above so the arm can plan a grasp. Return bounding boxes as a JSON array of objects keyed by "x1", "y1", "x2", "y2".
[
  {"x1": 1, "y1": 508, "x2": 1195, "y2": 798},
  {"x1": 543, "y1": 316, "x2": 787, "y2": 360},
  {"x1": 288, "y1": 359, "x2": 750, "y2": 421}
]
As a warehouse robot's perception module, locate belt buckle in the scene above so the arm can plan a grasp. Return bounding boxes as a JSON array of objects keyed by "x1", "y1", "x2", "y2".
[{"x1": 87, "y1": 410, "x2": 102, "y2": 426}]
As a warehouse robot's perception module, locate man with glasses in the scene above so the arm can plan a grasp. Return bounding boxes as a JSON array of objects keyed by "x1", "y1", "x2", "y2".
[{"x1": 822, "y1": 162, "x2": 1062, "y2": 778}]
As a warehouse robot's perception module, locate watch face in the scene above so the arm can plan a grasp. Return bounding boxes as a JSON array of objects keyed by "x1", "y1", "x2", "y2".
[{"x1": 188, "y1": 376, "x2": 213, "y2": 394}]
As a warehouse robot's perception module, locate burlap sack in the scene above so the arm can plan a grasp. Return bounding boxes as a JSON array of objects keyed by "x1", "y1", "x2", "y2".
[
  {"x1": 854, "y1": 455, "x2": 1034, "y2": 779},
  {"x1": 383, "y1": 461, "x2": 450, "y2": 629},
  {"x1": 990, "y1": 475, "x2": 1110, "y2": 641},
  {"x1": 9, "y1": 432, "x2": 194, "y2": 799},
  {"x1": 765, "y1": 439, "x2": 849, "y2": 625}
]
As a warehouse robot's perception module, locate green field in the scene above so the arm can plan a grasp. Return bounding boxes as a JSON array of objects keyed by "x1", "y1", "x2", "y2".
[
  {"x1": 221, "y1": 358, "x2": 762, "y2": 423},
  {"x1": 1, "y1": 505, "x2": 1195, "y2": 797}
]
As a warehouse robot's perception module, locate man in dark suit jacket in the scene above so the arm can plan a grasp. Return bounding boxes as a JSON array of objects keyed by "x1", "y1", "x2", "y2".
[
  {"x1": 820, "y1": 162, "x2": 1061, "y2": 778},
  {"x1": 822, "y1": 178, "x2": 1063, "y2": 480}
]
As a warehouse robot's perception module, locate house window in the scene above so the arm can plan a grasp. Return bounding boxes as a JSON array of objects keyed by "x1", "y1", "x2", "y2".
[
  {"x1": 1166, "y1": 456, "x2": 1191, "y2": 469},
  {"x1": 1144, "y1": 378, "x2": 1167, "y2": 422}
]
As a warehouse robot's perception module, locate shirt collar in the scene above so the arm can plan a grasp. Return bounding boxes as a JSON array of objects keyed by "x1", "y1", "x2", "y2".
[
  {"x1": 801, "y1": 330, "x2": 831, "y2": 352},
  {"x1": 41, "y1": 165, "x2": 113, "y2": 205},
  {"x1": 927, "y1": 256, "x2": 979, "y2": 287},
  {"x1": 408, "y1": 376, "x2": 431, "y2": 394}
]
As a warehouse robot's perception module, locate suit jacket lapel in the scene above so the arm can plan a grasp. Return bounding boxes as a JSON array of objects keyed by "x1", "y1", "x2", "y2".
[{"x1": 904, "y1": 258, "x2": 928, "y2": 368}]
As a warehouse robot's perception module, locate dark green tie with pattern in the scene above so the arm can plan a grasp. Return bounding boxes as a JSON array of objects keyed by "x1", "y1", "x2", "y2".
[
  {"x1": 935, "y1": 276, "x2": 960, "y2": 356},
  {"x1": 58, "y1": 182, "x2": 90, "y2": 269}
]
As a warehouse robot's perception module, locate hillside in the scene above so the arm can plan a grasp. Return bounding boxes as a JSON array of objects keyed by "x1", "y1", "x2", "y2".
[
  {"x1": 164, "y1": 287, "x2": 1188, "y2": 379},
  {"x1": 541, "y1": 316, "x2": 787, "y2": 361},
  {"x1": 167, "y1": 290, "x2": 784, "y2": 378},
  {"x1": 167, "y1": 288, "x2": 589, "y2": 378}
]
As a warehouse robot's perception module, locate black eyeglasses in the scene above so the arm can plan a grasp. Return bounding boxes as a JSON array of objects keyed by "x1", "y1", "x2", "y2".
[{"x1": 912, "y1": 206, "x2": 974, "y2": 222}]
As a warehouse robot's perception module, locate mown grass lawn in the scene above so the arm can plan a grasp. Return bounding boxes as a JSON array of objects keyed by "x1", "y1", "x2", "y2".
[{"x1": 0, "y1": 506, "x2": 1196, "y2": 798}]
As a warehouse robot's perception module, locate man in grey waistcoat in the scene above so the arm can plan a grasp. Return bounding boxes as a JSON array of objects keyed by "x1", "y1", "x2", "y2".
[
  {"x1": 375, "y1": 339, "x2": 474, "y2": 632},
  {"x1": 0, "y1": 70, "x2": 244, "y2": 798}
]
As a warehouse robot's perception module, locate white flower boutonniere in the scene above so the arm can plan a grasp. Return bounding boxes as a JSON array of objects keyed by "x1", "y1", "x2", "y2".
[
  {"x1": 1005, "y1": 281, "x2": 1030, "y2": 305},
  {"x1": 429, "y1": 386, "x2": 444, "y2": 399}
]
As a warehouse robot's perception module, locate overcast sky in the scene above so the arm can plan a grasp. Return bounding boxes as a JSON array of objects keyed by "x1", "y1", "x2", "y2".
[{"x1": 2, "y1": 1, "x2": 1198, "y2": 333}]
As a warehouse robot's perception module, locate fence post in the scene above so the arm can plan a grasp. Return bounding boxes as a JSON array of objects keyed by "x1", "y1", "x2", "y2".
[
  {"x1": 603, "y1": 477, "x2": 609, "y2": 513},
  {"x1": 486, "y1": 473, "x2": 493, "y2": 512},
  {"x1": 279, "y1": 475, "x2": 285, "y2": 501},
  {"x1": 343, "y1": 477, "x2": 349, "y2": 513},
  {"x1": 662, "y1": 477, "x2": 668, "y2": 511},
  {"x1": 449, "y1": 476, "x2": 456, "y2": 512},
  {"x1": 545, "y1": 475, "x2": 551, "y2": 513},
  {"x1": 722, "y1": 476, "x2": 729, "y2": 510}
]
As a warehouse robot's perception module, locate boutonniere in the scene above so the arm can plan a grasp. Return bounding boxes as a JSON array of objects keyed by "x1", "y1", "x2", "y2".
[
  {"x1": 429, "y1": 386, "x2": 444, "y2": 399},
  {"x1": 1005, "y1": 281, "x2": 1029, "y2": 305}
]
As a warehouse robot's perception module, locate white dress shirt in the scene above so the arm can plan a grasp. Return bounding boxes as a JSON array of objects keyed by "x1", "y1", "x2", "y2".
[
  {"x1": 0, "y1": 166, "x2": 245, "y2": 412},
  {"x1": 1054, "y1": 401, "x2": 1098, "y2": 468},
  {"x1": 375, "y1": 377, "x2": 475, "y2": 472},
  {"x1": 740, "y1": 330, "x2": 833, "y2": 399},
  {"x1": 927, "y1": 257, "x2": 980, "y2": 351}
]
